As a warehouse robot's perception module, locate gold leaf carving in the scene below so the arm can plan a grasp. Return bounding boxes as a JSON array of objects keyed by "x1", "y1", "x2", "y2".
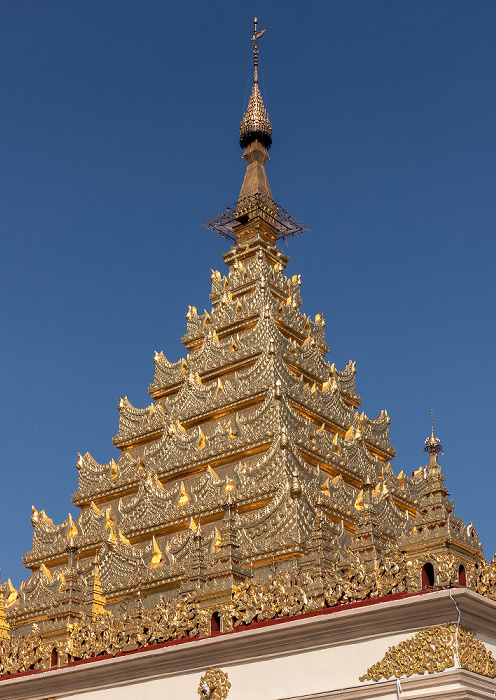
[
  {"x1": 198, "y1": 667, "x2": 231, "y2": 700},
  {"x1": 360, "y1": 624, "x2": 496, "y2": 681}
]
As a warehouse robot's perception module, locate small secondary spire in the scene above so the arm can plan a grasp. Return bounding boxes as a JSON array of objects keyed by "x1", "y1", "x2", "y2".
[
  {"x1": 239, "y1": 18, "x2": 272, "y2": 150},
  {"x1": 424, "y1": 410, "x2": 442, "y2": 454}
]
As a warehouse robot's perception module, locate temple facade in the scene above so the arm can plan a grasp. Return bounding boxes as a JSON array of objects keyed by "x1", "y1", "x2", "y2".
[{"x1": 2, "y1": 19, "x2": 496, "y2": 700}]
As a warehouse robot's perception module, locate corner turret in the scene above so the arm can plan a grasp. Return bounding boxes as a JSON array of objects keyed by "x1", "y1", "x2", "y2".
[{"x1": 400, "y1": 412, "x2": 485, "y2": 588}]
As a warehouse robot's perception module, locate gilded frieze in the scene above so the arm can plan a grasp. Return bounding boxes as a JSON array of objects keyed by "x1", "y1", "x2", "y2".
[{"x1": 360, "y1": 624, "x2": 496, "y2": 681}]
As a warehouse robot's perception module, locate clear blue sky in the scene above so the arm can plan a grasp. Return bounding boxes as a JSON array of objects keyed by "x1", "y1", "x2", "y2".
[{"x1": 1, "y1": 1, "x2": 495, "y2": 587}]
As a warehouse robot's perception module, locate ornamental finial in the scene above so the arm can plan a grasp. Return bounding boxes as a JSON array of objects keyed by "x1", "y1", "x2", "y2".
[
  {"x1": 252, "y1": 17, "x2": 265, "y2": 85},
  {"x1": 424, "y1": 410, "x2": 442, "y2": 454},
  {"x1": 239, "y1": 18, "x2": 272, "y2": 150}
]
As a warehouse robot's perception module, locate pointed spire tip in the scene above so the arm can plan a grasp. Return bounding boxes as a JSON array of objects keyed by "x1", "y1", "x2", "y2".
[
  {"x1": 424, "y1": 410, "x2": 442, "y2": 453},
  {"x1": 240, "y1": 18, "x2": 272, "y2": 150}
]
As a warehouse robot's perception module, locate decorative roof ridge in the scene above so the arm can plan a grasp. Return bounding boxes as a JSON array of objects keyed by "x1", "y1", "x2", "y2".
[{"x1": 0, "y1": 590, "x2": 440, "y2": 683}]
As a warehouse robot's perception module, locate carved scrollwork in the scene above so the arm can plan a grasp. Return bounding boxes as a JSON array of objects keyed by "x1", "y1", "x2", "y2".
[
  {"x1": 230, "y1": 572, "x2": 309, "y2": 625},
  {"x1": 198, "y1": 667, "x2": 231, "y2": 700},
  {"x1": 360, "y1": 624, "x2": 496, "y2": 681}
]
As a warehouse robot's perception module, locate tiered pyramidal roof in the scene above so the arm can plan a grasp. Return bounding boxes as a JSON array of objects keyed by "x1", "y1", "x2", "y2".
[{"x1": 1, "y1": 19, "x2": 495, "y2": 676}]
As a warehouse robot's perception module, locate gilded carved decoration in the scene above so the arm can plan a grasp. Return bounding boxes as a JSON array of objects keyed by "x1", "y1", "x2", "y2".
[
  {"x1": 360, "y1": 624, "x2": 496, "y2": 681},
  {"x1": 4, "y1": 549, "x2": 496, "y2": 678},
  {"x1": 198, "y1": 667, "x2": 231, "y2": 700},
  {"x1": 475, "y1": 555, "x2": 496, "y2": 600}
]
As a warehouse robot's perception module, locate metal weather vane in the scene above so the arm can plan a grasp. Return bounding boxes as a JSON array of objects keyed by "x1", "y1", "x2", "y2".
[{"x1": 251, "y1": 17, "x2": 266, "y2": 86}]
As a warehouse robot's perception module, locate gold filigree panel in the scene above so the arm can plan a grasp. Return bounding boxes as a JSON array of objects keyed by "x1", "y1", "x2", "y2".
[
  {"x1": 360, "y1": 624, "x2": 496, "y2": 681},
  {"x1": 198, "y1": 667, "x2": 231, "y2": 700}
]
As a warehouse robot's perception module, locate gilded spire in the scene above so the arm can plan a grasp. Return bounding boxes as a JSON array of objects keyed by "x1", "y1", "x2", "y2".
[
  {"x1": 91, "y1": 564, "x2": 106, "y2": 616},
  {"x1": 203, "y1": 17, "x2": 308, "y2": 241},
  {"x1": 424, "y1": 410, "x2": 442, "y2": 454},
  {"x1": 239, "y1": 18, "x2": 272, "y2": 150}
]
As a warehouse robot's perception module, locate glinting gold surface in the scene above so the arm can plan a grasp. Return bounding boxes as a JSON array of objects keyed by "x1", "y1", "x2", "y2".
[
  {"x1": 198, "y1": 667, "x2": 231, "y2": 700},
  {"x1": 360, "y1": 624, "x2": 496, "y2": 681},
  {"x1": 3, "y1": 551, "x2": 496, "y2": 676}
]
